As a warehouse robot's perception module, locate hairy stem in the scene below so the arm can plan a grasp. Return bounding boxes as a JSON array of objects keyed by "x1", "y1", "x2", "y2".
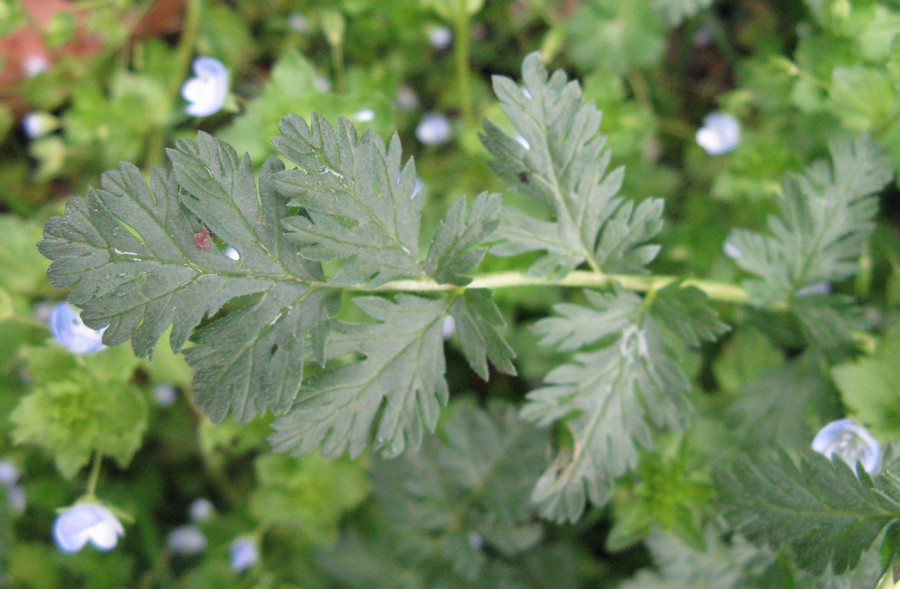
[
  {"x1": 371, "y1": 270, "x2": 752, "y2": 304},
  {"x1": 85, "y1": 452, "x2": 103, "y2": 499}
]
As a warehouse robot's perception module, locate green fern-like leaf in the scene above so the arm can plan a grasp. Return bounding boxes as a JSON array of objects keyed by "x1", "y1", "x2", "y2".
[
  {"x1": 371, "y1": 399, "x2": 549, "y2": 578},
  {"x1": 715, "y1": 449, "x2": 900, "y2": 575},
  {"x1": 481, "y1": 52, "x2": 664, "y2": 278},
  {"x1": 274, "y1": 113, "x2": 425, "y2": 287},
  {"x1": 39, "y1": 113, "x2": 512, "y2": 453},
  {"x1": 727, "y1": 135, "x2": 893, "y2": 304},
  {"x1": 521, "y1": 288, "x2": 699, "y2": 522},
  {"x1": 270, "y1": 295, "x2": 448, "y2": 459}
]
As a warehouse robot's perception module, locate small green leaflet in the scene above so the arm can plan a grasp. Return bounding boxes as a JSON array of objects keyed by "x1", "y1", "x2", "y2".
[
  {"x1": 715, "y1": 450, "x2": 900, "y2": 575},
  {"x1": 450, "y1": 289, "x2": 516, "y2": 379},
  {"x1": 481, "y1": 52, "x2": 664, "y2": 278},
  {"x1": 425, "y1": 193, "x2": 501, "y2": 287},
  {"x1": 270, "y1": 295, "x2": 449, "y2": 459},
  {"x1": 652, "y1": 283, "x2": 730, "y2": 348},
  {"x1": 274, "y1": 113, "x2": 424, "y2": 287},
  {"x1": 726, "y1": 134, "x2": 893, "y2": 304},
  {"x1": 521, "y1": 285, "x2": 724, "y2": 522}
]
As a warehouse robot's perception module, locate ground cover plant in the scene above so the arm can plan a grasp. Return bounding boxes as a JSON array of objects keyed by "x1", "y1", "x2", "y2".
[{"x1": 0, "y1": 0, "x2": 899, "y2": 587}]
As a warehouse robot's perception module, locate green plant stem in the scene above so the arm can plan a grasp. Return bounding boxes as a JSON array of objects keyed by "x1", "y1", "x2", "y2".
[
  {"x1": 453, "y1": 1, "x2": 474, "y2": 129},
  {"x1": 331, "y1": 41, "x2": 345, "y2": 93},
  {"x1": 370, "y1": 270, "x2": 752, "y2": 304},
  {"x1": 85, "y1": 452, "x2": 103, "y2": 499},
  {"x1": 145, "y1": 0, "x2": 202, "y2": 169}
]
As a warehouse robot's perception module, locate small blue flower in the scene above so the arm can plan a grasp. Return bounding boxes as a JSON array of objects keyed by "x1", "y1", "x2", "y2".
[
  {"x1": 53, "y1": 502, "x2": 124, "y2": 553},
  {"x1": 181, "y1": 57, "x2": 229, "y2": 117},
  {"x1": 167, "y1": 524, "x2": 207, "y2": 556},
  {"x1": 188, "y1": 497, "x2": 214, "y2": 522},
  {"x1": 415, "y1": 113, "x2": 452, "y2": 146},
  {"x1": 153, "y1": 384, "x2": 177, "y2": 407},
  {"x1": 427, "y1": 25, "x2": 452, "y2": 49},
  {"x1": 0, "y1": 460, "x2": 20, "y2": 487},
  {"x1": 22, "y1": 112, "x2": 57, "y2": 139},
  {"x1": 230, "y1": 537, "x2": 259, "y2": 572},
  {"x1": 812, "y1": 418, "x2": 881, "y2": 474},
  {"x1": 696, "y1": 112, "x2": 740, "y2": 155},
  {"x1": 49, "y1": 302, "x2": 106, "y2": 355},
  {"x1": 395, "y1": 85, "x2": 419, "y2": 112}
]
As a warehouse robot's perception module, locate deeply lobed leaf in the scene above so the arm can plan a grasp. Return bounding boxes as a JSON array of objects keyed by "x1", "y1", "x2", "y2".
[
  {"x1": 521, "y1": 288, "x2": 695, "y2": 522},
  {"x1": 274, "y1": 113, "x2": 424, "y2": 287},
  {"x1": 727, "y1": 134, "x2": 893, "y2": 304},
  {"x1": 270, "y1": 295, "x2": 449, "y2": 459},
  {"x1": 715, "y1": 450, "x2": 900, "y2": 574},
  {"x1": 482, "y1": 52, "x2": 663, "y2": 278}
]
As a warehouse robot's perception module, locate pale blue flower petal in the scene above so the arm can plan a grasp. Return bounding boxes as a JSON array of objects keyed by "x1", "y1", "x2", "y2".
[
  {"x1": 812, "y1": 418, "x2": 881, "y2": 474},
  {"x1": 181, "y1": 57, "x2": 229, "y2": 117},
  {"x1": 415, "y1": 113, "x2": 452, "y2": 146},
  {"x1": 427, "y1": 25, "x2": 452, "y2": 49},
  {"x1": 230, "y1": 537, "x2": 259, "y2": 572},
  {"x1": 696, "y1": 112, "x2": 740, "y2": 155},
  {"x1": 189, "y1": 497, "x2": 214, "y2": 522},
  {"x1": 53, "y1": 502, "x2": 124, "y2": 553},
  {"x1": 49, "y1": 302, "x2": 106, "y2": 355},
  {"x1": 0, "y1": 460, "x2": 20, "y2": 487},
  {"x1": 167, "y1": 524, "x2": 207, "y2": 555}
]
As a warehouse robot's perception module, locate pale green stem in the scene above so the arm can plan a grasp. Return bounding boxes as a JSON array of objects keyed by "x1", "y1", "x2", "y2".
[
  {"x1": 453, "y1": 1, "x2": 473, "y2": 129},
  {"x1": 331, "y1": 41, "x2": 345, "y2": 93},
  {"x1": 85, "y1": 452, "x2": 103, "y2": 499},
  {"x1": 145, "y1": 0, "x2": 202, "y2": 168},
  {"x1": 371, "y1": 270, "x2": 752, "y2": 304}
]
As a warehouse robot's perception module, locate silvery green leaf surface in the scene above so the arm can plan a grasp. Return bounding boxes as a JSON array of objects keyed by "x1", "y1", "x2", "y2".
[
  {"x1": 40, "y1": 108, "x2": 511, "y2": 446},
  {"x1": 270, "y1": 295, "x2": 448, "y2": 459},
  {"x1": 727, "y1": 134, "x2": 893, "y2": 304},
  {"x1": 521, "y1": 289, "x2": 692, "y2": 522},
  {"x1": 450, "y1": 289, "x2": 516, "y2": 380},
  {"x1": 715, "y1": 449, "x2": 900, "y2": 575},
  {"x1": 274, "y1": 113, "x2": 424, "y2": 287},
  {"x1": 425, "y1": 192, "x2": 501, "y2": 286},
  {"x1": 39, "y1": 134, "x2": 326, "y2": 421},
  {"x1": 481, "y1": 52, "x2": 663, "y2": 278},
  {"x1": 651, "y1": 283, "x2": 730, "y2": 347}
]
